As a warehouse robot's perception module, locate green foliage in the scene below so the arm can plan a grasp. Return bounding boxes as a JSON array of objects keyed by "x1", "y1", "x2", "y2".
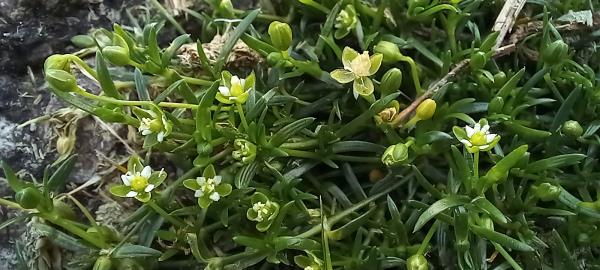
[{"x1": 2, "y1": 1, "x2": 600, "y2": 269}]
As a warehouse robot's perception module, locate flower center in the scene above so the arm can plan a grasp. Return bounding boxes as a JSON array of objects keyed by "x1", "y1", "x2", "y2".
[
  {"x1": 470, "y1": 132, "x2": 487, "y2": 146},
  {"x1": 130, "y1": 175, "x2": 148, "y2": 192}
]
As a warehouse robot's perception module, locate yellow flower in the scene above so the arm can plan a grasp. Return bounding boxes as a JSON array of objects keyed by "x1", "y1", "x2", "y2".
[{"x1": 330, "y1": 47, "x2": 383, "y2": 99}]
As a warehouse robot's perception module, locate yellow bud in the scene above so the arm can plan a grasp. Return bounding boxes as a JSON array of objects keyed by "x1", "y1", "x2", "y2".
[
  {"x1": 415, "y1": 99, "x2": 436, "y2": 120},
  {"x1": 56, "y1": 134, "x2": 75, "y2": 156}
]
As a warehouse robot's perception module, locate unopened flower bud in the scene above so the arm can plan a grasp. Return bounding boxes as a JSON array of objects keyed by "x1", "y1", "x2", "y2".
[
  {"x1": 218, "y1": 0, "x2": 235, "y2": 17},
  {"x1": 45, "y1": 69, "x2": 78, "y2": 92},
  {"x1": 102, "y1": 46, "x2": 130, "y2": 66},
  {"x1": 44, "y1": 55, "x2": 71, "y2": 72},
  {"x1": 15, "y1": 187, "x2": 43, "y2": 209},
  {"x1": 493, "y1": 72, "x2": 507, "y2": 88},
  {"x1": 268, "y1": 21, "x2": 293, "y2": 51},
  {"x1": 374, "y1": 41, "x2": 402, "y2": 63},
  {"x1": 379, "y1": 68, "x2": 403, "y2": 96},
  {"x1": 533, "y1": 183, "x2": 561, "y2": 201},
  {"x1": 488, "y1": 96, "x2": 504, "y2": 114},
  {"x1": 382, "y1": 143, "x2": 410, "y2": 167},
  {"x1": 562, "y1": 120, "x2": 583, "y2": 138},
  {"x1": 71, "y1": 35, "x2": 95, "y2": 48},
  {"x1": 415, "y1": 99, "x2": 436, "y2": 120},
  {"x1": 541, "y1": 40, "x2": 568, "y2": 65},
  {"x1": 407, "y1": 254, "x2": 428, "y2": 270},
  {"x1": 469, "y1": 51, "x2": 487, "y2": 71}
]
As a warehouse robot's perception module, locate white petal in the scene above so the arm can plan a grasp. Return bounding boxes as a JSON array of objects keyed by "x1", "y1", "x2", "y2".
[
  {"x1": 213, "y1": 175, "x2": 222, "y2": 185},
  {"x1": 465, "y1": 126, "x2": 475, "y2": 137},
  {"x1": 141, "y1": 129, "x2": 153, "y2": 135},
  {"x1": 194, "y1": 190, "x2": 204, "y2": 198},
  {"x1": 219, "y1": 86, "x2": 231, "y2": 96},
  {"x1": 157, "y1": 131, "x2": 165, "y2": 142},
  {"x1": 144, "y1": 184, "x2": 155, "y2": 192},
  {"x1": 459, "y1": 139, "x2": 472, "y2": 147},
  {"x1": 121, "y1": 175, "x2": 132, "y2": 186},
  {"x1": 353, "y1": 90, "x2": 359, "y2": 99},
  {"x1": 231, "y1": 76, "x2": 241, "y2": 85},
  {"x1": 125, "y1": 191, "x2": 138, "y2": 197},
  {"x1": 479, "y1": 145, "x2": 489, "y2": 150},
  {"x1": 141, "y1": 166, "x2": 152, "y2": 178},
  {"x1": 485, "y1": 134, "x2": 496, "y2": 143},
  {"x1": 196, "y1": 177, "x2": 206, "y2": 185},
  {"x1": 481, "y1": 124, "x2": 490, "y2": 133},
  {"x1": 474, "y1": 123, "x2": 481, "y2": 132},
  {"x1": 209, "y1": 192, "x2": 220, "y2": 201}
]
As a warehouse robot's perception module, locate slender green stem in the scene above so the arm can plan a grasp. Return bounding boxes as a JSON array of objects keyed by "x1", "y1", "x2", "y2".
[
  {"x1": 473, "y1": 151, "x2": 479, "y2": 179},
  {"x1": 233, "y1": 9, "x2": 287, "y2": 22},
  {"x1": 300, "y1": 0, "x2": 330, "y2": 14},
  {"x1": 417, "y1": 220, "x2": 440, "y2": 255},
  {"x1": 492, "y1": 242, "x2": 524, "y2": 270},
  {"x1": 181, "y1": 76, "x2": 213, "y2": 86},
  {"x1": 399, "y1": 56, "x2": 423, "y2": 95},
  {"x1": 147, "y1": 200, "x2": 188, "y2": 228},
  {"x1": 235, "y1": 102, "x2": 250, "y2": 131},
  {"x1": 76, "y1": 87, "x2": 199, "y2": 109},
  {"x1": 40, "y1": 212, "x2": 109, "y2": 249},
  {"x1": 0, "y1": 197, "x2": 22, "y2": 209}
]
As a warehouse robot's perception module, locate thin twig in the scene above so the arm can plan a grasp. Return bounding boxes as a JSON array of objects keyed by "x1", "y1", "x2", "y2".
[{"x1": 492, "y1": 0, "x2": 527, "y2": 49}]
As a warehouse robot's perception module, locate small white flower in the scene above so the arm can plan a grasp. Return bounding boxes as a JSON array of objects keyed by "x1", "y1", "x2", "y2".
[
  {"x1": 137, "y1": 111, "x2": 171, "y2": 142},
  {"x1": 120, "y1": 166, "x2": 155, "y2": 197},
  {"x1": 459, "y1": 123, "x2": 498, "y2": 150},
  {"x1": 194, "y1": 176, "x2": 223, "y2": 202}
]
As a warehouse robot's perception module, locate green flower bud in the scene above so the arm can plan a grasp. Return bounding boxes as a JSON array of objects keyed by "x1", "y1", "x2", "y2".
[
  {"x1": 44, "y1": 54, "x2": 71, "y2": 72},
  {"x1": 45, "y1": 69, "x2": 78, "y2": 92},
  {"x1": 102, "y1": 46, "x2": 130, "y2": 66},
  {"x1": 218, "y1": 0, "x2": 235, "y2": 17},
  {"x1": 71, "y1": 35, "x2": 95, "y2": 48},
  {"x1": 407, "y1": 254, "x2": 428, "y2": 270},
  {"x1": 469, "y1": 51, "x2": 487, "y2": 71},
  {"x1": 488, "y1": 96, "x2": 504, "y2": 114},
  {"x1": 562, "y1": 120, "x2": 583, "y2": 138},
  {"x1": 379, "y1": 68, "x2": 403, "y2": 96},
  {"x1": 374, "y1": 41, "x2": 402, "y2": 63},
  {"x1": 15, "y1": 187, "x2": 42, "y2": 209},
  {"x1": 541, "y1": 40, "x2": 568, "y2": 65},
  {"x1": 415, "y1": 99, "x2": 436, "y2": 120},
  {"x1": 493, "y1": 71, "x2": 507, "y2": 88},
  {"x1": 382, "y1": 143, "x2": 410, "y2": 166},
  {"x1": 268, "y1": 21, "x2": 293, "y2": 51},
  {"x1": 533, "y1": 183, "x2": 561, "y2": 201},
  {"x1": 93, "y1": 256, "x2": 112, "y2": 270}
]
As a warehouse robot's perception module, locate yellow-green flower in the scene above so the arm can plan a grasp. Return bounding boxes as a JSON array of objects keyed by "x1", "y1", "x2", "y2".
[
  {"x1": 334, "y1": 5, "x2": 358, "y2": 39},
  {"x1": 330, "y1": 47, "x2": 383, "y2": 99},
  {"x1": 216, "y1": 71, "x2": 255, "y2": 104}
]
